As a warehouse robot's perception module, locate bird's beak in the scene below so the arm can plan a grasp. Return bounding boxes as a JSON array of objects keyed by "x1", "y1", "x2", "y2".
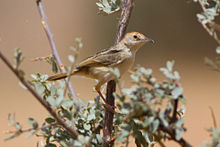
[{"x1": 144, "y1": 37, "x2": 155, "y2": 43}]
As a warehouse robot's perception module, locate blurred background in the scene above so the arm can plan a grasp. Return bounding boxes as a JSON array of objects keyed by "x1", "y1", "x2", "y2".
[{"x1": 0, "y1": 0, "x2": 220, "y2": 146}]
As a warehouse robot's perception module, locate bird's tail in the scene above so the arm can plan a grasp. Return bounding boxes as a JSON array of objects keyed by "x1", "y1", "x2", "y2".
[{"x1": 47, "y1": 71, "x2": 75, "y2": 81}]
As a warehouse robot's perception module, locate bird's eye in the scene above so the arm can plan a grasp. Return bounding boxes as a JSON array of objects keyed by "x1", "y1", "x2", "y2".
[{"x1": 133, "y1": 35, "x2": 137, "y2": 39}]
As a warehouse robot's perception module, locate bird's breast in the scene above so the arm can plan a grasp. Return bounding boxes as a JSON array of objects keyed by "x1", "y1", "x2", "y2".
[{"x1": 116, "y1": 52, "x2": 135, "y2": 77}]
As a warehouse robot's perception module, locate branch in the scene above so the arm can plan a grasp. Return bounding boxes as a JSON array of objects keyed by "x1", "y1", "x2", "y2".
[
  {"x1": 36, "y1": 0, "x2": 77, "y2": 100},
  {"x1": 197, "y1": 0, "x2": 220, "y2": 45},
  {"x1": 103, "y1": 0, "x2": 134, "y2": 146},
  {"x1": 171, "y1": 99, "x2": 178, "y2": 123},
  {"x1": 0, "y1": 51, "x2": 78, "y2": 139},
  {"x1": 160, "y1": 125, "x2": 192, "y2": 147}
]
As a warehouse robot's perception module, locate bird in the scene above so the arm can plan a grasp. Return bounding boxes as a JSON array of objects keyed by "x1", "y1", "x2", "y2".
[{"x1": 48, "y1": 32, "x2": 154, "y2": 108}]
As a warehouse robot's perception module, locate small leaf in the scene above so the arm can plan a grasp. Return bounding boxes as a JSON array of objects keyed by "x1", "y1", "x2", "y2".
[
  {"x1": 45, "y1": 117, "x2": 55, "y2": 124},
  {"x1": 68, "y1": 55, "x2": 75, "y2": 63},
  {"x1": 176, "y1": 118, "x2": 184, "y2": 127},
  {"x1": 14, "y1": 48, "x2": 24, "y2": 69},
  {"x1": 18, "y1": 81, "x2": 27, "y2": 90},
  {"x1": 25, "y1": 130, "x2": 36, "y2": 138},
  {"x1": 28, "y1": 118, "x2": 38, "y2": 129},
  {"x1": 139, "y1": 67, "x2": 152, "y2": 75},
  {"x1": 167, "y1": 60, "x2": 174, "y2": 72},
  {"x1": 216, "y1": 46, "x2": 220, "y2": 54},
  {"x1": 50, "y1": 56, "x2": 58, "y2": 74},
  {"x1": 47, "y1": 96, "x2": 56, "y2": 106},
  {"x1": 83, "y1": 124, "x2": 91, "y2": 130},
  {"x1": 4, "y1": 131, "x2": 21, "y2": 141},
  {"x1": 34, "y1": 82, "x2": 45, "y2": 95},
  {"x1": 75, "y1": 37, "x2": 83, "y2": 49},
  {"x1": 175, "y1": 128, "x2": 184, "y2": 140},
  {"x1": 96, "y1": 134, "x2": 103, "y2": 143},
  {"x1": 61, "y1": 99, "x2": 74, "y2": 110},
  {"x1": 87, "y1": 113, "x2": 96, "y2": 121},
  {"x1": 130, "y1": 74, "x2": 139, "y2": 82},
  {"x1": 31, "y1": 74, "x2": 38, "y2": 80},
  {"x1": 171, "y1": 87, "x2": 183, "y2": 99}
]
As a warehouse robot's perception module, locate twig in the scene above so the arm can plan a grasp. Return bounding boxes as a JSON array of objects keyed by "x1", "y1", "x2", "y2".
[
  {"x1": 36, "y1": 0, "x2": 77, "y2": 100},
  {"x1": 171, "y1": 99, "x2": 178, "y2": 123},
  {"x1": 6, "y1": 123, "x2": 57, "y2": 135},
  {"x1": 159, "y1": 125, "x2": 192, "y2": 147},
  {"x1": 103, "y1": 0, "x2": 134, "y2": 146},
  {"x1": 197, "y1": 0, "x2": 220, "y2": 45},
  {"x1": 0, "y1": 51, "x2": 78, "y2": 139},
  {"x1": 209, "y1": 106, "x2": 217, "y2": 128}
]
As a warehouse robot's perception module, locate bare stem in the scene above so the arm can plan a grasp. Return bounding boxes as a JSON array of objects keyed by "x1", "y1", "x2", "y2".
[
  {"x1": 0, "y1": 51, "x2": 78, "y2": 139},
  {"x1": 36, "y1": 0, "x2": 77, "y2": 100},
  {"x1": 103, "y1": 0, "x2": 134, "y2": 146}
]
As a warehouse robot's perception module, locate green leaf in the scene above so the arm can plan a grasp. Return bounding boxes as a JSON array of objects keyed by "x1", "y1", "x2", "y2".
[
  {"x1": 25, "y1": 130, "x2": 36, "y2": 138},
  {"x1": 50, "y1": 56, "x2": 58, "y2": 74},
  {"x1": 159, "y1": 111, "x2": 168, "y2": 127},
  {"x1": 4, "y1": 131, "x2": 21, "y2": 141},
  {"x1": 68, "y1": 55, "x2": 75, "y2": 63},
  {"x1": 171, "y1": 87, "x2": 183, "y2": 99},
  {"x1": 139, "y1": 67, "x2": 152, "y2": 76},
  {"x1": 130, "y1": 74, "x2": 139, "y2": 82},
  {"x1": 34, "y1": 82, "x2": 45, "y2": 95},
  {"x1": 75, "y1": 37, "x2": 83, "y2": 49},
  {"x1": 28, "y1": 118, "x2": 38, "y2": 129},
  {"x1": 61, "y1": 99, "x2": 74, "y2": 110},
  {"x1": 87, "y1": 113, "x2": 96, "y2": 121},
  {"x1": 96, "y1": 134, "x2": 103, "y2": 143},
  {"x1": 152, "y1": 119, "x2": 159, "y2": 133},
  {"x1": 47, "y1": 96, "x2": 56, "y2": 106},
  {"x1": 15, "y1": 122, "x2": 22, "y2": 130},
  {"x1": 18, "y1": 81, "x2": 27, "y2": 90},
  {"x1": 175, "y1": 128, "x2": 184, "y2": 141},
  {"x1": 167, "y1": 60, "x2": 174, "y2": 72},
  {"x1": 176, "y1": 118, "x2": 184, "y2": 127},
  {"x1": 216, "y1": 46, "x2": 220, "y2": 54},
  {"x1": 83, "y1": 123, "x2": 91, "y2": 131},
  {"x1": 14, "y1": 48, "x2": 24, "y2": 69},
  {"x1": 45, "y1": 117, "x2": 55, "y2": 124}
]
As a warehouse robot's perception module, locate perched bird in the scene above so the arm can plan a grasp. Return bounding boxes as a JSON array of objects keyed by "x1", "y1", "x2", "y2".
[{"x1": 48, "y1": 32, "x2": 154, "y2": 104}]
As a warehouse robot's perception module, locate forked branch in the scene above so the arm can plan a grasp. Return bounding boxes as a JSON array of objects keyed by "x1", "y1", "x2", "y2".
[{"x1": 0, "y1": 51, "x2": 78, "y2": 139}]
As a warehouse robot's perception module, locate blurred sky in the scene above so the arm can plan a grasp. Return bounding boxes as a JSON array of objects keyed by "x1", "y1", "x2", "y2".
[{"x1": 0, "y1": 0, "x2": 220, "y2": 146}]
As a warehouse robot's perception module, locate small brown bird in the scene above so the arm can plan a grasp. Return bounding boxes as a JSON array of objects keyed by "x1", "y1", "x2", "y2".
[{"x1": 48, "y1": 32, "x2": 154, "y2": 104}]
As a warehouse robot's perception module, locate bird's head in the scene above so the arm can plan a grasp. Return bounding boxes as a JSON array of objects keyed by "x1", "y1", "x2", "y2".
[{"x1": 121, "y1": 32, "x2": 154, "y2": 51}]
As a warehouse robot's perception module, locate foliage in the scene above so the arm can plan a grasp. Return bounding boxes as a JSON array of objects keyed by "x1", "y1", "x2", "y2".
[
  {"x1": 4, "y1": 0, "x2": 220, "y2": 147},
  {"x1": 201, "y1": 127, "x2": 220, "y2": 147},
  {"x1": 194, "y1": 0, "x2": 220, "y2": 71},
  {"x1": 5, "y1": 48, "x2": 188, "y2": 146},
  {"x1": 96, "y1": 0, "x2": 122, "y2": 15},
  {"x1": 113, "y1": 61, "x2": 186, "y2": 146}
]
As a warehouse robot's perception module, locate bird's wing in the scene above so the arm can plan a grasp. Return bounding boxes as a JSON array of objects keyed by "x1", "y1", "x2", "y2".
[{"x1": 78, "y1": 46, "x2": 130, "y2": 67}]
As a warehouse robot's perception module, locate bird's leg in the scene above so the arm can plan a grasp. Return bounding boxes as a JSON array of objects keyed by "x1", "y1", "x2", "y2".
[
  {"x1": 95, "y1": 85, "x2": 116, "y2": 114},
  {"x1": 97, "y1": 90, "x2": 107, "y2": 104}
]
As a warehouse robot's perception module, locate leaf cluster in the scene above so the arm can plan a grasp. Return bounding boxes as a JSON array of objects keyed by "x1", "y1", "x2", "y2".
[{"x1": 112, "y1": 61, "x2": 186, "y2": 146}]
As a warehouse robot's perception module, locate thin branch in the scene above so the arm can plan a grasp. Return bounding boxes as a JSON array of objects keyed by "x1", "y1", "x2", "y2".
[
  {"x1": 6, "y1": 123, "x2": 57, "y2": 135},
  {"x1": 209, "y1": 106, "x2": 217, "y2": 128},
  {"x1": 197, "y1": 0, "x2": 220, "y2": 45},
  {"x1": 36, "y1": 0, "x2": 77, "y2": 100},
  {"x1": 159, "y1": 125, "x2": 192, "y2": 147},
  {"x1": 0, "y1": 51, "x2": 78, "y2": 139},
  {"x1": 103, "y1": 0, "x2": 134, "y2": 146},
  {"x1": 171, "y1": 99, "x2": 178, "y2": 123}
]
